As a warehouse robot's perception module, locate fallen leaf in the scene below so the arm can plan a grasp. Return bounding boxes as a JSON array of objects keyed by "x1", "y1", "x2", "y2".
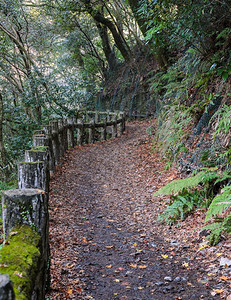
[
  {"x1": 182, "y1": 262, "x2": 189, "y2": 268},
  {"x1": 199, "y1": 244, "x2": 209, "y2": 250},
  {"x1": 161, "y1": 254, "x2": 168, "y2": 259},
  {"x1": 82, "y1": 238, "x2": 87, "y2": 243},
  {"x1": 140, "y1": 233, "x2": 146, "y2": 237},
  {"x1": 67, "y1": 289, "x2": 73, "y2": 295},
  {"x1": 129, "y1": 263, "x2": 137, "y2": 268},
  {"x1": 106, "y1": 265, "x2": 113, "y2": 268},
  {"x1": 213, "y1": 289, "x2": 224, "y2": 294},
  {"x1": 105, "y1": 245, "x2": 114, "y2": 249},
  {"x1": 138, "y1": 265, "x2": 147, "y2": 269},
  {"x1": 219, "y1": 275, "x2": 229, "y2": 281},
  {"x1": 114, "y1": 279, "x2": 120, "y2": 282},
  {"x1": 216, "y1": 253, "x2": 222, "y2": 257}
]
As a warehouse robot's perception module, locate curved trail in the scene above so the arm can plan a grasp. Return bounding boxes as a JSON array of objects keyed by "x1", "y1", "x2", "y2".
[{"x1": 47, "y1": 121, "x2": 217, "y2": 300}]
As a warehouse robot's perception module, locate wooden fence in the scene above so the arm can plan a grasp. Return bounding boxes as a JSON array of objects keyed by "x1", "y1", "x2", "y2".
[{"x1": 1, "y1": 110, "x2": 126, "y2": 299}]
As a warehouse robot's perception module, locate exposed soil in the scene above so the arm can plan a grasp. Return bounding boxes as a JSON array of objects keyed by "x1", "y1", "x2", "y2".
[{"x1": 47, "y1": 120, "x2": 230, "y2": 300}]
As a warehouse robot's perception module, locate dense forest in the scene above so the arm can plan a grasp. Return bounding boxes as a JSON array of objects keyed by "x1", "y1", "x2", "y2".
[{"x1": 0, "y1": 0, "x2": 231, "y2": 244}]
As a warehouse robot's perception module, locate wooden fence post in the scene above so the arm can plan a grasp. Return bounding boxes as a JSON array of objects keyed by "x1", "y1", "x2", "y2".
[
  {"x1": 101, "y1": 117, "x2": 107, "y2": 141},
  {"x1": 122, "y1": 112, "x2": 126, "y2": 132},
  {"x1": 58, "y1": 119, "x2": 65, "y2": 157},
  {"x1": 72, "y1": 116, "x2": 77, "y2": 146},
  {"x1": 18, "y1": 161, "x2": 50, "y2": 192},
  {"x1": 50, "y1": 120, "x2": 60, "y2": 165},
  {"x1": 88, "y1": 120, "x2": 95, "y2": 144},
  {"x1": 77, "y1": 119, "x2": 84, "y2": 145},
  {"x1": 33, "y1": 134, "x2": 48, "y2": 147},
  {"x1": 62, "y1": 118, "x2": 68, "y2": 152},
  {"x1": 112, "y1": 114, "x2": 117, "y2": 138},
  {"x1": 25, "y1": 148, "x2": 49, "y2": 163},
  {"x1": 106, "y1": 112, "x2": 112, "y2": 139},
  {"x1": 118, "y1": 113, "x2": 123, "y2": 136},
  {"x1": 2, "y1": 188, "x2": 50, "y2": 297},
  {"x1": 67, "y1": 118, "x2": 75, "y2": 149},
  {"x1": 0, "y1": 274, "x2": 15, "y2": 299},
  {"x1": 43, "y1": 125, "x2": 55, "y2": 172}
]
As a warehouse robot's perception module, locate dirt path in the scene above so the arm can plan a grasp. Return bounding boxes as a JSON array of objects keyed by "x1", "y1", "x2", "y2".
[{"x1": 47, "y1": 120, "x2": 220, "y2": 300}]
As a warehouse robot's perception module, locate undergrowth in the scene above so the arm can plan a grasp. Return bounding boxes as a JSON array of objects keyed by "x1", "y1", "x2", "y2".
[
  {"x1": 158, "y1": 188, "x2": 207, "y2": 225},
  {"x1": 154, "y1": 168, "x2": 231, "y2": 245}
]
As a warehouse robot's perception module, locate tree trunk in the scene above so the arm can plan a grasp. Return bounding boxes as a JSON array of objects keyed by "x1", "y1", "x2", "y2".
[
  {"x1": 96, "y1": 22, "x2": 118, "y2": 71},
  {"x1": 84, "y1": 1, "x2": 132, "y2": 61},
  {"x1": 127, "y1": 0, "x2": 147, "y2": 36},
  {"x1": 0, "y1": 92, "x2": 8, "y2": 179}
]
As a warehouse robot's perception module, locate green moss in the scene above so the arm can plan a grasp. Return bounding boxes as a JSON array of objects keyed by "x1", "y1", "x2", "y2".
[
  {"x1": 20, "y1": 161, "x2": 44, "y2": 164},
  {"x1": 28, "y1": 148, "x2": 48, "y2": 153},
  {"x1": 0, "y1": 225, "x2": 41, "y2": 300},
  {"x1": 31, "y1": 146, "x2": 49, "y2": 151}
]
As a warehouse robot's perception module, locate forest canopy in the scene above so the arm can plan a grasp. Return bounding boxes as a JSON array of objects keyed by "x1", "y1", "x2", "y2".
[{"x1": 0, "y1": 0, "x2": 231, "y2": 180}]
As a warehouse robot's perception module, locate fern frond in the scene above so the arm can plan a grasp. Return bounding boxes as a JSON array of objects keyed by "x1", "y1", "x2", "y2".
[
  {"x1": 203, "y1": 222, "x2": 224, "y2": 245},
  {"x1": 154, "y1": 171, "x2": 206, "y2": 196},
  {"x1": 205, "y1": 186, "x2": 231, "y2": 221},
  {"x1": 214, "y1": 172, "x2": 231, "y2": 184}
]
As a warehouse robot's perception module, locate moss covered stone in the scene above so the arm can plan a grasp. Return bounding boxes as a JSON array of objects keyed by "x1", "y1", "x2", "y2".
[
  {"x1": 0, "y1": 225, "x2": 41, "y2": 299},
  {"x1": 31, "y1": 146, "x2": 49, "y2": 151}
]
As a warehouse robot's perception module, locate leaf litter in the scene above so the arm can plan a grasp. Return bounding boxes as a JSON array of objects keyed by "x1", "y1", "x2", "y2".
[{"x1": 47, "y1": 120, "x2": 230, "y2": 300}]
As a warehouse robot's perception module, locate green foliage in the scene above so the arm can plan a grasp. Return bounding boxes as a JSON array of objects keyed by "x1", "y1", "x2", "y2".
[
  {"x1": 155, "y1": 167, "x2": 231, "y2": 244},
  {"x1": 203, "y1": 215, "x2": 231, "y2": 246},
  {"x1": 158, "y1": 189, "x2": 206, "y2": 225},
  {"x1": 205, "y1": 186, "x2": 231, "y2": 222},
  {"x1": 154, "y1": 171, "x2": 210, "y2": 196},
  {"x1": 213, "y1": 105, "x2": 231, "y2": 138}
]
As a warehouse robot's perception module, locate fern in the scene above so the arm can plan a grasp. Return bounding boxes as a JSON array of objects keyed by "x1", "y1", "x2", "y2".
[
  {"x1": 203, "y1": 222, "x2": 224, "y2": 246},
  {"x1": 158, "y1": 189, "x2": 205, "y2": 225},
  {"x1": 154, "y1": 168, "x2": 230, "y2": 196},
  {"x1": 154, "y1": 171, "x2": 210, "y2": 196},
  {"x1": 205, "y1": 186, "x2": 231, "y2": 221},
  {"x1": 203, "y1": 214, "x2": 231, "y2": 245},
  {"x1": 158, "y1": 196, "x2": 192, "y2": 225}
]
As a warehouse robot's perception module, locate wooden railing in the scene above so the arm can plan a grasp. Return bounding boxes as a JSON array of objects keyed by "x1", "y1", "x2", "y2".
[{"x1": 0, "y1": 110, "x2": 126, "y2": 299}]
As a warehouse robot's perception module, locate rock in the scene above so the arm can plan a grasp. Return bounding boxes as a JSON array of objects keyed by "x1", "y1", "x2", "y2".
[
  {"x1": 220, "y1": 257, "x2": 231, "y2": 267},
  {"x1": 0, "y1": 274, "x2": 15, "y2": 300},
  {"x1": 155, "y1": 281, "x2": 164, "y2": 286},
  {"x1": 199, "y1": 229, "x2": 210, "y2": 237},
  {"x1": 226, "y1": 295, "x2": 231, "y2": 300},
  {"x1": 173, "y1": 277, "x2": 181, "y2": 283},
  {"x1": 97, "y1": 214, "x2": 104, "y2": 218},
  {"x1": 170, "y1": 240, "x2": 179, "y2": 246},
  {"x1": 163, "y1": 285, "x2": 174, "y2": 293},
  {"x1": 164, "y1": 276, "x2": 173, "y2": 282},
  {"x1": 199, "y1": 241, "x2": 209, "y2": 248},
  {"x1": 181, "y1": 277, "x2": 187, "y2": 282}
]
